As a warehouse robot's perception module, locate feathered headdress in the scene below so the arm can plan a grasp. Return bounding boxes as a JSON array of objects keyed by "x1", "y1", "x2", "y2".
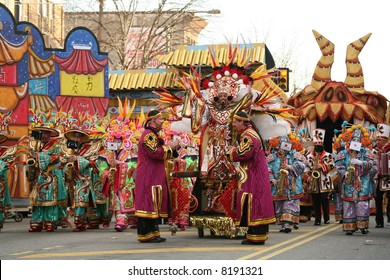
[
  {"x1": 0, "y1": 112, "x2": 12, "y2": 143},
  {"x1": 29, "y1": 108, "x2": 65, "y2": 137},
  {"x1": 93, "y1": 98, "x2": 144, "y2": 151},
  {"x1": 62, "y1": 111, "x2": 98, "y2": 144},
  {"x1": 334, "y1": 121, "x2": 376, "y2": 151}
]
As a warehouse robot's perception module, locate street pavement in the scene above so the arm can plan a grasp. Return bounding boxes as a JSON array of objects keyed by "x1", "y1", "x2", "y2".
[{"x1": 1, "y1": 215, "x2": 389, "y2": 260}]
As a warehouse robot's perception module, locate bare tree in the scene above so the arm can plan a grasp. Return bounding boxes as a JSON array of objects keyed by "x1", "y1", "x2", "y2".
[
  {"x1": 250, "y1": 24, "x2": 305, "y2": 96},
  {"x1": 63, "y1": 0, "x2": 214, "y2": 70}
]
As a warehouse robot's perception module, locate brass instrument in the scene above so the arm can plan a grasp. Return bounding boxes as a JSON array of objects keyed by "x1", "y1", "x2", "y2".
[
  {"x1": 26, "y1": 136, "x2": 41, "y2": 184},
  {"x1": 60, "y1": 140, "x2": 78, "y2": 182},
  {"x1": 345, "y1": 151, "x2": 356, "y2": 185},
  {"x1": 27, "y1": 157, "x2": 36, "y2": 166},
  {"x1": 309, "y1": 156, "x2": 321, "y2": 193},
  {"x1": 65, "y1": 148, "x2": 76, "y2": 182},
  {"x1": 108, "y1": 151, "x2": 117, "y2": 188},
  {"x1": 277, "y1": 150, "x2": 289, "y2": 196},
  {"x1": 277, "y1": 169, "x2": 289, "y2": 195}
]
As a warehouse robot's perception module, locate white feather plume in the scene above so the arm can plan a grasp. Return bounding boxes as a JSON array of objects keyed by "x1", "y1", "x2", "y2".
[
  {"x1": 251, "y1": 114, "x2": 291, "y2": 140},
  {"x1": 170, "y1": 118, "x2": 193, "y2": 133}
]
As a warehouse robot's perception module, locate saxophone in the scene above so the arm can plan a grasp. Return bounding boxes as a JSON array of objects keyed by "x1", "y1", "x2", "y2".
[
  {"x1": 108, "y1": 151, "x2": 117, "y2": 189},
  {"x1": 60, "y1": 141, "x2": 77, "y2": 182},
  {"x1": 26, "y1": 137, "x2": 41, "y2": 184},
  {"x1": 309, "y1": 155, "x2": 321, "y2": 193},
  {"x1": 65, "y1": 148, "x2": 76, "y2": 182},
  {"x1": 277, "y1": 150, "x2": 289, "y2": 196},
  {"x1": 345, "y1": 152, "x2": 356, "y2": 185}
]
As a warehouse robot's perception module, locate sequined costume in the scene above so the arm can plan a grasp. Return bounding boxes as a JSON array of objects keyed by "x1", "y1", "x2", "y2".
[
  {"x1": 268, "y1": 134, "x2": 305, "y2": 233},
  {"x1": 0, "y1": 144, "x2": 12, "y2": 231},
  {"x1": 227, "y1": 124, "x2": 276, "y2": 244},
  {"x1": 29, "y1": 136, "x2": 66, "y2": 232},
  {"x1": 135, "y1": 126, "x2": 176, "y2": 242},
  {"x1": 334, "y1": 123, "x2": 377, "y2": 235}
]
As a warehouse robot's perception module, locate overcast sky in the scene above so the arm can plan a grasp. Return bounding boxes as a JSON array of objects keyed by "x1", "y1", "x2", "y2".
[
  {"x1": 55, "y1": 0, "x2": 389, "y2": 99},
  {"x1": 198, "y1": 0, "x2": 389, "y2": 99}
]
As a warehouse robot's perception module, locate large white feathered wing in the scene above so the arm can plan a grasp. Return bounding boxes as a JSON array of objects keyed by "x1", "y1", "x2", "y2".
[
  {"x1": 170, "y1": 118, "x2": 193, "y2": 133},
  {"x1": 251, "y1": 114, "x2": 291, "y2": 140}
]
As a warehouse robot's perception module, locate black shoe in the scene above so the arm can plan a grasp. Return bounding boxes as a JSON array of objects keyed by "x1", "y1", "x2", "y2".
[
  {"x1": 375, "y1": 224, "x2": 384, "y2": 228},
  {"x1": 314, "y1": 222, "x2": 321, "y2": 226},
  {"x1": 145, "y1": 237, "x2": 166, "y2": 243},
  {"x1": 324, "y1": 220, "x2": 330, "y2": 224},
  {"x1": 284, "y1": 228, "x2": 292, "y2": 233},
  {"x1": 361, "y1": 229, "x2": 369, "y2": 234},
  {"x1": 147, "y1": 238, "x2": 162, "y2": 243},
  {"x1": 346, "y1": 231, "x2": 353, "y2": 235},
  {"x1": 279, "y1": 227, "x2": 286, "y2": 232},
  {"x1": 293, "y1": 224, "x2": 299, "y2": 230},
  {"x1": 241, "y1": 239, "x2": 265, "y2": 245}
]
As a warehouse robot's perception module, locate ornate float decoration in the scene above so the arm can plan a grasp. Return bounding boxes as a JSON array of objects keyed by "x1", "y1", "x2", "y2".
[
  {"x1": 154, "y1": 44, "x2": 296, "y2": 236},
  {"x1": 288, "y1": 30, "x2": 388, "y2": 151}
]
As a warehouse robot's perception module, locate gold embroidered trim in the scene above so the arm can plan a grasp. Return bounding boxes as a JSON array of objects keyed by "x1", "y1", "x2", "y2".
[
  {"x1": 237, "y1": 135, "x2": 253, "y2": 156},
  {"x1": 143, "y1": 133, "x2": 158, "y2": 152}
]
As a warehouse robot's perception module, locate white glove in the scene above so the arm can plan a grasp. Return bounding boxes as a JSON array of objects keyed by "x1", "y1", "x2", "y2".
[{"x1": 350, "y1": 158, "x2": 363, "y2": 166}]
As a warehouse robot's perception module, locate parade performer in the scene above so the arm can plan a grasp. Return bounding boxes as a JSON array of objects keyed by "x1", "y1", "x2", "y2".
[
  {"x1": 332, "y1": 135, "x2": 346, "y2": 223},
  {"x1": 305, "y1": 129, "x2": 334, "y2": 225},
  {"x1": 287, "y1": 31, "x2": 388, "y2": 224},
  {"x1": 85, "y1": 138, "x2": 111, "y2": 230},
  {"x1": 175, "y1": 145, "x2": 199, "y2": 230},
  {"x1": 268, "y1": 132, "x2": 305, "y2": 233},
  {"x1": 295, "y1": 130, "x2": 313, "y2": 225},
  {"x1": 61, "y1": 112, "x2": 109, "y2": 231},
  {"x1": 27, "y1": 110, "x2": 66, "y2": 232},
  {"x1": 163, "y1": 126, "x2": 196, "y2": 231},
  {"x1": 100, "y1": 99, "x2": 142, "y2": 232},
  {"x1": 374, "y1": 123, "x2": 390, "y2": 228},
  {"x1": 299, "y1": 149, "x2": 314, "y2": 224},
  {"x1": 227, "y1": 111, "x2": 276, "y2": 245},
  {"x1": 0, "y1": 118, "x2": 15, "y2": 232},
  {"x1": 153, "y1": 44, "x2": 294, "y2": 237},
  {"x1": 134, "y1": 109, "x2": 180, "y2": 243},
  {"x1": 335, "y1": 122, "x2": 377, "y2": 235}
]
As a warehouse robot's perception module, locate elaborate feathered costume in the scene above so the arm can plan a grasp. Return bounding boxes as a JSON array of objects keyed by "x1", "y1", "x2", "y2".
[{"x1": 153, "y1": 44, "x2": 296, "y2": 235}]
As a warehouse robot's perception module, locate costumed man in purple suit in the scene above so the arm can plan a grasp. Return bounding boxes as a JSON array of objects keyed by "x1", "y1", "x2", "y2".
[
  {"x1": 134, "y1": 110, "x2": 180, "y2": 243},
  {"x1": 227, "y1": 111, "x2": 276, "y2": 245}
]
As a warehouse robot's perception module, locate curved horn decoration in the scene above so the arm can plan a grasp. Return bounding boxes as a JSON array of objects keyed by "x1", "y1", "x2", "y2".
[
  {"x1": 344, "y1": 33, "x2": 371, "y2": 93},
  {"x1": 311, "y1": 30, "x2": 335, "y2": 90}
]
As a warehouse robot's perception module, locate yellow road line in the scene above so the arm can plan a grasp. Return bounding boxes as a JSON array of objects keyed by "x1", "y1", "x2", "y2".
[
  {"x1": 43, "y1": 246, "x2": 64, "y2": 250},
  {"x1": 257, "y1": 224, "x2": 339, "y2": 260},
  {"x1": 238, "y1": 225, "x2": 338, "y2": 260},
  {"x1": 20, "y1": 246, "x2": 259, "y2": 259},
  {"x1": 10, "y1": 251, "x2": 35, "y2": 256},
  {"x1": 16, "y1": 225, "x2": 338, "y2": 259}
]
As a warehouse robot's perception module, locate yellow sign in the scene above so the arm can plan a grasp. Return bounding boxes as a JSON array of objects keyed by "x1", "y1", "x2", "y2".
[{"x1": 60, "y1": 71, "x2": 104, "y2": 97}]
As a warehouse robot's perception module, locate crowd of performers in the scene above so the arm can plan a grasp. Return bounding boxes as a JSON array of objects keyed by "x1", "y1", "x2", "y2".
[{"x1": 0, "y1": 107, "x2": 390, "y2": 244}]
